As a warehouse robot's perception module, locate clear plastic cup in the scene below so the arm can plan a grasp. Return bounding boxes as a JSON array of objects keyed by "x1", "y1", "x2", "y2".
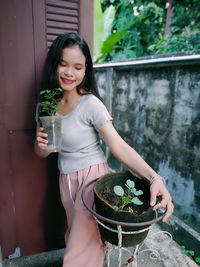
[{"x1": 40, "y1": 116, "x2": 62, "y2": 152}]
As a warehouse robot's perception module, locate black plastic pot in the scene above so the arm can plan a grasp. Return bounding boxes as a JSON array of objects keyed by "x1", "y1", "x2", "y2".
[{"x1": 93, "y1": 171, "x2": 155, "y2": 247}]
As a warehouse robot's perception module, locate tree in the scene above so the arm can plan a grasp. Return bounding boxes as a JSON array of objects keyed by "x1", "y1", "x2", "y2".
[
  {"x1": 164, "y1": 0, "x2": 173, "y2": 35},
  {"x1": 94, "y1": 0, "x2": 200, "y2": 62}
]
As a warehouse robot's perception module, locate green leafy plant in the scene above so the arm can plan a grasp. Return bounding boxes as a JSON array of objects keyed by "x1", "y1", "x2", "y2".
[
  {"x1": 180, "y1": 245, "x2": 200, "y2": 265},
  {"x1": 148, "y1": 31, "x2": 200, "y2": 54},
  {"x1": 196, "y1": 257, "x2": 200, "y2": 265},
  {"x1": 39, "y1": 88, "x2": 62, "y2": 116},
  {"x1": 113, "y1": 179, "x2": 143, "y2": 211}
]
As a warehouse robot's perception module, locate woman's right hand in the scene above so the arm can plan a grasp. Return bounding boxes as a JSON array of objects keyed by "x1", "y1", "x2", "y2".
[
  {"x1": 35, "y1": 126, "x2": 48, "y2": 150},
  {"x1": 34, "y1": 126, "x2": 50, "y2": 157}
]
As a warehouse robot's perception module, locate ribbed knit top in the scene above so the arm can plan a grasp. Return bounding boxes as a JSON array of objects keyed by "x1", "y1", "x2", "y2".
[{"x1": 57, "y1": 94, "x2": 112, "y2": 174}]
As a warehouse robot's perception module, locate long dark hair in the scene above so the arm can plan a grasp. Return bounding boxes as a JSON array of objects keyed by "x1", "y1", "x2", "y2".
[{"x1": 40, "y1": 32, "x2": 100, "y2": 99}]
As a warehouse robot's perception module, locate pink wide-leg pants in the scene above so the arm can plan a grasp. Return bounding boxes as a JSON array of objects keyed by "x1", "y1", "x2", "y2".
[{"x1": 59, "y1": 163, "x2": 109, "y2": 267}]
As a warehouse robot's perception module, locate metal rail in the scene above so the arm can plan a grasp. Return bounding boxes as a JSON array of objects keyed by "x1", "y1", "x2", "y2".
[{"x1": 94, "y1": 54, "x2": 200, "y2": 69}]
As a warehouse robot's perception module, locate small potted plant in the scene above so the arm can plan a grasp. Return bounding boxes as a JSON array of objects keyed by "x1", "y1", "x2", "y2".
[
  {"x1": 36, "y1": 87, "x2": 63, "y2": 152},
  {"x1": 93, "y1": 171, "x2": 156, "y2": 247}
]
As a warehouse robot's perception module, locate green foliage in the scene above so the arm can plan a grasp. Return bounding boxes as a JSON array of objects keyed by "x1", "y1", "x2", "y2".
[
  {"x1": 39, "y1": 88, "x2": 62, "y2": 116},
  {"x1": 149, "y1": 0, "x2": 200, "y2": 55},
  {"x1": 93, "y1": 0, "x2": 104, "y2": 60},
  {"x1": 93, "y1": 1, "x2": 115, "y2": 62},
  {"x1": 171, "y1": 0, "x2": 200, "y2": 34},
  {"x1": 94, "y1": 0, "x2": 200, "y2": 62},
  {"x1": 113, "y1": 179, "x2": 143, "y2": 211},
  {"x1": 180, "y1": 245, "x2": 200, "y2": 265},
  {"x1": 96, "y1": 0, "x2": 165, "y2": 62},
  {"x1": 96, "y1": 30, "x2": 125, "y2": 62},
  {"x1": 149, "y1": 31, "x2": 200, "y2": 54}
]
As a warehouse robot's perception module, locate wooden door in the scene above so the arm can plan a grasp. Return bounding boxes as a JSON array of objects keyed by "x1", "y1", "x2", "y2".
[{"x1": 0, "y1": 0, "x2": 93, "y2": 259}]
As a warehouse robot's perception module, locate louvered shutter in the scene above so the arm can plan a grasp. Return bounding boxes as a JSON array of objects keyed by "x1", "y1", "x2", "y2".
[{"x1": 46, "y1": 0, "x2": 80, "y2": 48}]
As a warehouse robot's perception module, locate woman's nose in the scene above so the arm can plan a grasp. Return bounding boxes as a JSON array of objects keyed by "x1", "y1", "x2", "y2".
[{"x1": 64, "y1": 67, "x2": 72, "y2": 76}]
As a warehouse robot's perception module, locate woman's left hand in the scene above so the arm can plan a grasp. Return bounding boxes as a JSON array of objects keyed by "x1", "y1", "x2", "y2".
[{"x1": 150, "y1": 176, "x2": 174, "y2": 222}]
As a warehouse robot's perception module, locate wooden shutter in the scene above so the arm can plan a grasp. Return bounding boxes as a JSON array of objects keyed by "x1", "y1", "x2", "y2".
[{"x1": 46, "y1": 0, "x2": 80, "y2": 47}]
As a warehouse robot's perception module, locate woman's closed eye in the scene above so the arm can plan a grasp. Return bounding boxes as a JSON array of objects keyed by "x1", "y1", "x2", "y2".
[
  {"x1": 74, "y1": 64, "x2": 84, "y2": 70},
  {"x1": 59, "y1": 60, "x2": 84, "y2": 70},
  {"x1": 59, "y1": 61, "x2": 67, "y2": 67}
]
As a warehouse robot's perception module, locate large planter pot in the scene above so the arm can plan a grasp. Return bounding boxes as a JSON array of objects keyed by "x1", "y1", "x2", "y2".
[
  {"x1": 93, "y1": 171, "x2": 156, "y2": 247},
  {"x1": 39, "y1": 116, "x2": 62, "y2": 152}
]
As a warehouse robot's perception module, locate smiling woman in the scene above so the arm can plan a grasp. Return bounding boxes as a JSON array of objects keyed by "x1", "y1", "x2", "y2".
[
  {"x1": 34, "y1": 32, "x2": 173, "y2": 267},
  {"x1": 57, "y1": 46, "x2": 86, "y2": 94}
]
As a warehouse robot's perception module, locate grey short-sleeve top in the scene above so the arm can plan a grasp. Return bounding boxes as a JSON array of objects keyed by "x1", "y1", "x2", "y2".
[{"x1": 58, "y1": 94, "x2": 112, "y2": 174}]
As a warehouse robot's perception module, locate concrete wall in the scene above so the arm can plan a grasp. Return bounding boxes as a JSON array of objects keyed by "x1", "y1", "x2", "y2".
[{"x1": 94, "y1": 56, "x2": 200, "y2": 233}]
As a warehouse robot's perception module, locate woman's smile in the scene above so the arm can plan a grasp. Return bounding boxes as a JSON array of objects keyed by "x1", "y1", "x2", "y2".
[{"x1": 61, "y1": 78, "x2": 75, "y2": 85}]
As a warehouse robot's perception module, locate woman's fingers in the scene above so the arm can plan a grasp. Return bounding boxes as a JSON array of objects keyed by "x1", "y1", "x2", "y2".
[
  {"x1": 150, "y1": 177, "x2": 174, "y2": 222},
  {"x1": 163, "y1": 201, "x2": 174, "y2": 222},
  {"x1": 36, "y1": 127, "x2": 48, "y2": 149},
  {"x1": 154, "y1": 199, "x2": 174, "y2": 222},
  {"x1": 152, "y1": 195, "x2": 174, "y2": 222}
]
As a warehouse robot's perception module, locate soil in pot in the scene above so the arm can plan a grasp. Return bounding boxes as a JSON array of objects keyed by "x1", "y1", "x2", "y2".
[{"x1": 94, "y1": 171, "x2": 155, "y2": 247}]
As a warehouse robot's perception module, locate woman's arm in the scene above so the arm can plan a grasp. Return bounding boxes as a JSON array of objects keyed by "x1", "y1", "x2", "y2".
[
  {"x1": 34, "y1": 126, "x2": 51, "y2": 158},
  {"x1": 99, "y1": 121, "x2": 174, "y2": 221},
  {"x1": 99, "y1": 121, "x2": 158, "y2": 180}
]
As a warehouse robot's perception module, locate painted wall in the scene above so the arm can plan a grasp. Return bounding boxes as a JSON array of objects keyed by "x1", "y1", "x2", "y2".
[{"x1": 95, "y1": 59, "x2": 200, "y2": 233}]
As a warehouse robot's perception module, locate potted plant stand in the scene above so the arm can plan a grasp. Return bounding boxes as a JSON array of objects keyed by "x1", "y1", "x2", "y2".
[{"x1": 82, "y1": 171, "x2": 165, "y2": 267}]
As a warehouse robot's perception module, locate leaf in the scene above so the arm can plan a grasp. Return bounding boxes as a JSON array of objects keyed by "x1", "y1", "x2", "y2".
[
  {"x1": 126, "y1": 179, "x2": 135, "y2": 188},
  {"x1": 186, "y1": 250, "x2": 195, "y2": 256},
  {"x1": 101, "y1": 30, "x2": 125, "y2": 55},
  {"x1": 40, "y1": 101, "x2": 51, "y2": 105},
  {"x1": 93, "y1": 0, "x2": 104, "y2": 58},
  {"x1": 40, "y1": 90, "x2": 50, "y2": 95},
  {"x1": 130, "y1": 187, "x2": 136, "y2": 193},
  {"x1": 132, "y1": 197, "x2": 143, "y2": 205},
  {"x1": 195, "y1": 257, "x2": 200, "y2": 263},
  {"x1": 134, "y1": 190, "x2": 144, "y2": 196},
  {"x1": 112, "y1": 205, "x2": 119, "y2": 211},
  {"x1": 103, "y1": 5, "x2": 116, "y2": 39},
  {"x1": 179, "y1": 245, "x2": 186, "y2": 251},
  {"x1": 113, "y1": 185, "x2": 124, "y2": 196}
]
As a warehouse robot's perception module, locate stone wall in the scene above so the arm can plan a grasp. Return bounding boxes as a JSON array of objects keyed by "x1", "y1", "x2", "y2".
[{"x1": 94, "y1": 56, "x2": 200, "y2": 233}]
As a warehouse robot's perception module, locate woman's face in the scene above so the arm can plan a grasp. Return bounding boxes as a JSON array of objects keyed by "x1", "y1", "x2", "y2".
[{"x1": 57, "y1": 45, "x2": 86, "y2": 93}]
